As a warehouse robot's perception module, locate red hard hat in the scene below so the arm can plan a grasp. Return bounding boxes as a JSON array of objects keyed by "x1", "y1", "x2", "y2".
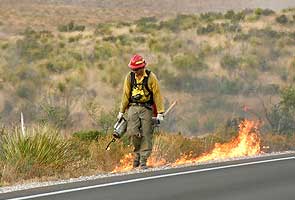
[{"x1": 128, "y1": 54, "x2": 146, "y2": 70}]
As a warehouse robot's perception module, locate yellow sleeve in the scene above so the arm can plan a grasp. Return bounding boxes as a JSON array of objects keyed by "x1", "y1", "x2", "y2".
[
  {"x1": 149, "y1": 72, "x2": 165, "y2": 113},
  {"x1": 119, "y1": 74, "x2": 131, "y2": 113}
]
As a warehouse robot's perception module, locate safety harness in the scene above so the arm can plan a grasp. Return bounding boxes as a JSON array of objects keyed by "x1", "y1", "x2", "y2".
[{"x1": 129, "y1": 69, "x2": 154, "y2": 108}]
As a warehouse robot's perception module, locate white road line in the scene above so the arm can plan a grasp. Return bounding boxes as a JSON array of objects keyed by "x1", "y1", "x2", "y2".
[{"x1": 6, "y1": 156, "x2": 295, "y2": 200}]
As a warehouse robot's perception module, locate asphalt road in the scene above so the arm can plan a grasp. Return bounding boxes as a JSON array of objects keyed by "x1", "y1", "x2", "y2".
[{"x1": 2, "y1": 153, "x2": 295, "y2": 200}]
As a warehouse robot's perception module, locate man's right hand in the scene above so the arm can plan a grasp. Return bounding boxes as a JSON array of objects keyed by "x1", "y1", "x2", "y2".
[{"x1": 117, "y1": 112, "x2": 124, "y2": 120}]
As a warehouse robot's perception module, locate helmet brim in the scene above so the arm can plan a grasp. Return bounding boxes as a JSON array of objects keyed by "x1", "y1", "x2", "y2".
[{"x1": 128, "y1": 62, "x2": 146, "y2": 69}]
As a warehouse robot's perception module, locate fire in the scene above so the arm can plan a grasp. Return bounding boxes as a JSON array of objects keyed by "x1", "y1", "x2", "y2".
[
  {"x1": 112, "y1": 153, "x2": 167, "y2": 173},
  {"x1": 112, "y1": 119, "x2": 262, "y2": 172},
  {"x1": 112, "y1": 153, "x2": 134, "y2": 173},
  {"x1": 174, "y1": 119, "x2": 261, "y2": 165}
]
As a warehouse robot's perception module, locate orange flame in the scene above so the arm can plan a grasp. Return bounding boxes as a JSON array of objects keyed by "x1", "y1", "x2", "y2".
[
  {"x1": 112, "y1": 119, "x2": 261, "y2": 172},
  {"x1": 174, "y1": 119, "x2": 261, "y2": 165}
]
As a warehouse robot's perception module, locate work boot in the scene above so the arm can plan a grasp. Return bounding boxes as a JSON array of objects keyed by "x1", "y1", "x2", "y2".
[
  {"x1": 133, "y1": 153, "x2": 140, "y2": 168},
  {"x1": 133, "y1": 160, "x2": 140, "y2": 168},
  {"x1": 139, "y1": 162, "x2": 148, "y2": 170}
]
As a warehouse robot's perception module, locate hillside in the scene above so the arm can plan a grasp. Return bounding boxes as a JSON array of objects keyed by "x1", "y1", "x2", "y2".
[{"x1": 0, "y1": 2, "x2": 294, "y2": 135}]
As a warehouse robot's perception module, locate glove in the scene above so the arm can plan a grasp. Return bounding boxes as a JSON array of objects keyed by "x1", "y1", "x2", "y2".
[
  {"x1": 156, "y1": 113, "x2": 164, "y2": 121},
  {"x1": 117, "y1": 112, "x2": 124, "y2": 120}
]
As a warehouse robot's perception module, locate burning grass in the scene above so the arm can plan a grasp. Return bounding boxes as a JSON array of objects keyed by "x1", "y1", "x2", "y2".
[
  {"x1": 113, "y1": 119, "x2": 262, "y2": 172},
  {"x1": 0, "y1": 120, "x2": 294, "y2": 186}
]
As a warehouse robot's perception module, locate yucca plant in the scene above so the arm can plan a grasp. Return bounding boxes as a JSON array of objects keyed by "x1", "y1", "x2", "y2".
[{"x1": 0, "y1": 126, "x2": 74, "y2": 173}]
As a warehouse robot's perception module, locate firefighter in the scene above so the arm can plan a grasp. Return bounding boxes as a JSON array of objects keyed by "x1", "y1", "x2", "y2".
[{"x1": 117, "y1": 54, "x2": 164, "y2": 169}]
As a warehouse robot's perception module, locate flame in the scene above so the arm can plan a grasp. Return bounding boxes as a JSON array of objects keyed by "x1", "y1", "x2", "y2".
[
  {"x1": 112, "y1": 153, "x2": 167, "y2": 173},
  {"x1": 174, "y1": 119, "x2": 261, "y2": 165},
  {"x1": 112, "y1": 153, "x2": 134, "y2": 173},
  {"x1": 112, "y1": 119, "x2": 262, "y2": 172}
]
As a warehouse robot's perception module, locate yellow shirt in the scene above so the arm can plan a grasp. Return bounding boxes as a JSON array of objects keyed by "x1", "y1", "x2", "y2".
[{"x1": 120, "y1": 69, "x2": 164, "y2": 113}]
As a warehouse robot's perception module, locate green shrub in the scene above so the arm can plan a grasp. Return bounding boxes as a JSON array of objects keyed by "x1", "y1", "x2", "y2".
[
  {"x1": 197, "y1": 23, "x2": 219, "y2": 34},
  {"x1": 217, "y1": 78, "x2": 245, "y2": 95},
  {"x1": 224, "y1": 10, "x2": 245, "y2": 22},
  {"x1": 197, "y1": 22, "x2": 241, "y2": 35},
  {"x1": 68, "y1": 34, "x2": 82, "y2": 43},
  {"x1": 148, "y1": 37, "x2": 183, "y2": 53},
  {"x1": 172, "y1": 53, "x2": 208, "y2": 73},
  {"x1": 254, "y1": 8, "x2": 263, "y2": 16},
  {"x1": 133, "y1": 36, "x2": 146, "y2": 43},
  {"x1": 16, "y1": 32, "x2": 53, "y2": 62},
  {"x1": 94, "y1": 43, "x2": 115, "y2": 60},
  {"x1": 45, "y1": 54, "x2": 77, "y2": 73},
  {"x1": 276, "y1": 15, "x2": 289, "y2": 24},
  {"x1": 117, "y1": 34, "x2": 132, "y2": 46},
  {"x1": 1, "y1": 42, "x2": 8, "y2": 50},
  {"x1": 73, "y1": 130, "x2": 104, "y2": 141},
  {"x1": 261, "y1": 9, "x2": 275, "y2": 16},
  {"x1": 16, "y1": 83, "x2": 36, "y2": 100},
  {"x1": 94, "y1": 23, "x2": 112, "y2": 35},
  {"x1": 267, "y1": 87, "x2": 295, "y2": 134},
  {"x1": 220, "y1": 54, "x2": 240, "y2": 71},
  {"x1": 58, "y1": 21, "x2": 85, "y2": 32},
  {"x1": 85, "y1": 101, "x2": 119, "y2": 134},
  {"x1": 200, "y1": 12, "x2": 223, "y2": 22},
  {"x1": 40, "y1": 104, "x2": 70, "y2": 129},
  {"x1": 159, "y1": 14, "x2": 198, "y2": 32},
  {"x1": 136, "y1": 17, "x2": 159, "y2": 33}
]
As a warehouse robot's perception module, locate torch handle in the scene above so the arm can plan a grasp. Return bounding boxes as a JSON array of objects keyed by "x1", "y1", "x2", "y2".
[{"x1": 164, "y1": 100, "x2": 177, "y2": 117}]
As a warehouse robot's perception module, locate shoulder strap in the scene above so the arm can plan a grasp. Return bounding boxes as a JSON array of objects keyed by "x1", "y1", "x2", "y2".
[
  {"x1": 130, "y1": 71, "x2": 136, "y2": 88},
  {"x1": 143, "y1": 69, "x2": 152, "y2": 94}
]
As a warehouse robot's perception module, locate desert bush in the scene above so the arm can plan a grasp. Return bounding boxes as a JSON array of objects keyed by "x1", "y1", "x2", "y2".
[
  {"x1": 103, "y1": 35, "x2": 132, "y2": 45},
  {"x1": 224, "y1": 10, "x2": 245, "y2": 22},
  {"x1": 220, "y1": 54, "x2": 240, "y2": 72},
  {"x1": 148, "y1": 36, "x2": 183, "y2": 53},
  {"x1": 200, "y1": 12, "x2": 223, "y2": 22},
  {"x1": 267, "y1": 86, "x2": 295, "y2": 134},
  {"x1": 197, "y1": 23, "x2": 219, "y2": 35},
  {"x1": 40, "y1": 104, "x2": 70, "y2": 129},
  {"x1": 246, "y1": 14, "x2": 260, "y2": 22},
  {"x1": 275, "y1": 15, "x2": 289, "y2": 24},
  {"x1": 261, "y1": 9, "x2": 275, "y2": 16},
  {"x1": 245, "y1": 8, "x2": 273, "y2": 21},
  {"x1": 1, "y1": 42, "x2": 8, "y2": 50},
  {"x1": 94, "y1": 23, "x2": 112, "y2": 35},
  {"x1": 73, "y1": 130, "x2": 104, "y2": 141},
  {"x1": 68, "y1": 34, "x2": 83, "y2": 43},
  {"x1": 85, "y1": 101, "x2": 119, "y2": 134},
  {"x1": 217, "y1": 77, "x2": 245, "y2": 95},
  {"x1": 172, "y1": 53, "x2": 208, "y2": 73},
  {"x1": 94, "y1": 42, "x2": 116, "y2": 60},
  {"x1": 116, "y1": 34, "x2": 132, "y2": 46},
  {"x1": 135, "y1": 17, "x2": 159, "y2": 33},
  {"x1": 45, "y1": 54, "x2": 77, "y2": 73},
  {"x1": 133, "y1": 36, "x2": 146, "y2": 43},
  {"x1": 16, "y1": 31, "x2": 53, "y2": 62},
  {"x1": 58, "y1": 21, "x2": 85, "y2": 32},
  {"x1": 197, "y1": 22, "x2": 241, "y2": 35},
  {"x1": 16, "y1": 82, "x2": 36, "y2": 100},
  {"x1": 253, "y1": 8, "x2": 275, "y2": 16},
  {"x1": 159, "y1": 14, "x2": 198, "y2": 32},
  {"x1": 247, "y1": 27, "x2": 284, "y2": 42}
]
